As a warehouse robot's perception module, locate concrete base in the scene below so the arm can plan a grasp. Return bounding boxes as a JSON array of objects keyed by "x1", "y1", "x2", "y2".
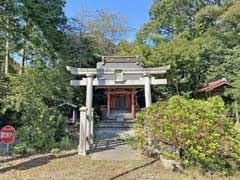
[
  {"x1": 91, "y1": 138, "x2": 142, "y2": 160},
  {"x1": 92, "y1": 128, "x2": 141, "y2": 160},
  {"x1": 95, "y1": 128, "x2": 135, "y2": 139}
]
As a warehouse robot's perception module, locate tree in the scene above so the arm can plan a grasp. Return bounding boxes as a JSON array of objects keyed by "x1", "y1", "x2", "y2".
[
  {"x1": 136, "y1": 0, "x2": 240, "y2": 97},
  {"x1": 0, "y1": 0, "x2": 19, "y2": 74},
  {"x1": 0, "y1": 0, "x2": 67, "y2": 75},
  {"x1": 116, "y1": 40, "x2": 140, "y2": 56},
  {"x1": 3, "y1": 61, "x2": 74, "y2": 150},
  {"x1": 137, "y1": 0, "x2": 227, "y2": 44},
  {"x1": 73, "y1": 8, "x2": 129, "y2": 54},
  {"x1": 225, "y1": 80, "x2": 240, "y2": 124},
  {"x1": 19, "y1": 0, "x2": 67, "y2": 69}
]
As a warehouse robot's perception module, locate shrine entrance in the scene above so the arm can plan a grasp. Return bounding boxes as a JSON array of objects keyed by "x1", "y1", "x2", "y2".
[
  {"x1": 66, "y1": 55, "x2": 170, "y2": 155},
  {"x1": 114, "y1": 95, "x2": 126, "y2": 109},
  {"x1": 103, "y1": 89, "x2": 137, "y2": 120}
]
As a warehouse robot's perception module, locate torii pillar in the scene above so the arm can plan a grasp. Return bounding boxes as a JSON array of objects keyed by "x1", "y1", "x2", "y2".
[
  {"x1": 86, "y1": 74, "x2": 94, "y2": 150},
  {"x1": 144, "y1": 74, "x2": 152, "y2": 107}
]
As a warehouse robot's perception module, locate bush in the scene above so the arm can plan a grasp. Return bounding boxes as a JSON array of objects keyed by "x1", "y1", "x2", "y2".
[
  {"x1": 12, "y1": 142, "x2": 28, "y2": 154},
  {"x1": 59, "y1": 136, "x2": 71, "y2": 149},
  {"x1": 50, "y1": 148, "x2": 61, "y2": 154},
  {"x1": 135, "y1": 96, "x2": 240, "y2": 174},
  {"x1": 15, "y1": 104, "x2": 68, "y2": 151},
  {"x1": 3, "y1": 63, "x2": 70, "y2": 152}
]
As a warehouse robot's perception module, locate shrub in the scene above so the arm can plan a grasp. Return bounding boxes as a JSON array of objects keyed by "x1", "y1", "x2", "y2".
[
  {"x1": 3, "y1": 63, "x2": 69, "y2": 152},
  {"x1": 135, "y1": 96, "x2": 240, "y2": 174},
  {"x1": 15, "y1": 104, "x2": 67, "y2": 151},
  {"x1": 50, "y1": 148, "x2": 61, "y2": 154},
  {"x1": 59, "y1": 136, "x2": 71, "y2": 149},
  {"x1": 12, "y1": 142, "x2": 28, "y2": 154}
]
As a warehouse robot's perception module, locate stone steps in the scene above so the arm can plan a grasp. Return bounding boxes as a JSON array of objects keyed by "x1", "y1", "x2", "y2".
[
  {"x1": 97, "y1": 120, "x2": 135, "y2": 128},
  {"x1": 110, "y1": 113, "x2": 133, "y2": 120},
  {"x1": 95, "y1": 128, "x2": 135, "y2": 139}
]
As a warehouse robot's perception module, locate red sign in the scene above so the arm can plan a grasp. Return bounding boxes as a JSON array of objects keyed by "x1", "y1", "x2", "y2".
[{"x1": 0, "y1": 125, "x2": 15, "y2": 144}]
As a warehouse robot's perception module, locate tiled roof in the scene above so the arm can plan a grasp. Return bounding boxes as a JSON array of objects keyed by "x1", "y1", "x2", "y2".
[{"x1": 196, "y1": 79, "x2": 232, "y2": 93}]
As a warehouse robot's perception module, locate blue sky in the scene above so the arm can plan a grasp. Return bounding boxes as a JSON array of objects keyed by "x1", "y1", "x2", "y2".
[{"x1": 64, "y1": 0, "x2": 153, "y2": 41}]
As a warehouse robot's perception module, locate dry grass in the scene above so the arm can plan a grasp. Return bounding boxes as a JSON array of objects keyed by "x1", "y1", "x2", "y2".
[{"x1": 0, "y1": 150, "x2": 240, "y2": 180}]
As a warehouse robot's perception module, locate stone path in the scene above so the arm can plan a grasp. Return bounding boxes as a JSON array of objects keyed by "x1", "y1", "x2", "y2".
[{"x1": 91, "y1": 128, "x2": 142, "y2": 160}]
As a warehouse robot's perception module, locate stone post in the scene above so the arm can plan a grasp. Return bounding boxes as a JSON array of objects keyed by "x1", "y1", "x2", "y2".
[
  {"x1": 144, "y1": 74, "x2": 152, "y2": 107},
  {"x1": 72, "y1": 109, "x2": 77, "y2": 123},
  {"x1": 90, "y1": 108, "x2": 94, "y2": 145},
  {"x1": 86, "y1": 74, "x2": 94, "y2": 150},
  {"x1": 78, "y1": 106, "x2": 87, "y2": 156}
]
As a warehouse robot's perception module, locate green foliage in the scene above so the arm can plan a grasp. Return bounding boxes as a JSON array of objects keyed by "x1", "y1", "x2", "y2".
[
  {"x1": 116, "y1": 40, "x2": 140, "y2": 56},
  {"x1": 225, "y1": 80, "x2": 240, "y2": 123},
  {"x1": 136, "y1": 0, "x2": 240, "y2": 98},
  {"x1": 0, "y1": 0, "x2": 67, "y2": 74},
  {"x1": 0, "y1": 0, "x2": 132, "y2": 156},
  {"x1": 137, "y1": 0, "x2": 226, "y2": 43},
  {"x1": 146, "y1": 37, "x2": 201, "y2": 96},
  {"x1": 0, "y1": 76, "x2": 9, "y2": 111},
  {"x1": 50, "y1": 148, "x2": 61, "y2": 154},
  {"x1": 59, "y1": 136, "x2": 71, "y2": 149},
  {"x1": 2, "y1": 62, "x2": 71, "y2": 151},
  {"x1": 12, "y1": 142, "x2": 28, "y2": 154},
  {"x1": 135, "y1": 96, "x2": 240, "y2": 174}
]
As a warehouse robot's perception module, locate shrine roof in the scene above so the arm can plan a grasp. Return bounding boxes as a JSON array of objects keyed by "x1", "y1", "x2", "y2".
[
  {"x1": 66, "y1": 55, "x2": 170, "y2": 76},
  {"x1": 196, "y1": 79, "x2": 232, "y2": 93},
  {"x1": 97, "y1": 55, "x2": 144, "y2": 69}
]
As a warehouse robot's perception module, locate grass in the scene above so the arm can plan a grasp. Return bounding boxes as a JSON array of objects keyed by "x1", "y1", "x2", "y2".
[{"x1": 0, "y1": 149, "x2": 240, "y2": 180}]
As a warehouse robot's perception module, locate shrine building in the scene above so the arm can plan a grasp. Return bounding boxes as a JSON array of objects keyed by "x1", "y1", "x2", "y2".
[
  {"x1": 67, "y1": 56, "x2": 169, "y2": 121},
  {"x1": 67, "y1": 56, "x2": 169, "y2": 155}
]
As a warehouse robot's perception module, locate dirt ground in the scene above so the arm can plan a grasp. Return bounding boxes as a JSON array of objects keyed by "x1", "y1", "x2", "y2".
[{"x1": 0, "y1": 150, "x2": 239, "y2": 180}]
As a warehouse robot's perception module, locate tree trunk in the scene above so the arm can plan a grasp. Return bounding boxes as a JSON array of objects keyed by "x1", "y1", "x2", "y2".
[
  {"x1": 19, "y1": 22, "x2": 27, "y2": 75},
  {"x1": 5, "y1": 17, "x2": 10, "y2": 75},
  {"x1": 19, "y1": 47, "x2": 25, "y2": 75},
  {"x1": 29, "y1": 50, "x2": 33, "y2": 64},
  {"x1": 235, "y1": 100, "x2": 239, "y2": 124}
]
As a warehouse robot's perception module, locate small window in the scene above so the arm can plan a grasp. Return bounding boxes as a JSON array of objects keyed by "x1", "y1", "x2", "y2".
[{"x1": 115, "y1": 69, "x2": 123, "y2": 81}]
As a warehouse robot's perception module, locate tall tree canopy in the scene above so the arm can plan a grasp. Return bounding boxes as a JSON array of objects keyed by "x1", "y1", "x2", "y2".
[
  {"x1": 136, "y1": 0, "x2": 240, "y2": 97},
  {"x1": 0, "y1": 0, "x2": 67, "y2": 74},
  {"x1": 72, "y1": 8, "x2": 129, "y2": 54}
]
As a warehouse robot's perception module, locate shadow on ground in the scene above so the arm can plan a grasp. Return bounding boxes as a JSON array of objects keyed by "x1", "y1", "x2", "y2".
[
  {"x1": 0, "y1": 144, "x2": 78, "y2": 164},
  {"x1": 94, "y1": 139, "x2": 127, "y2": 153},
  {"x1": 0, "y1": 151, "x2": 77, "y2": 174},
  {"x1": 110, "y1": 158, "x2": 160, "y2": 180}
]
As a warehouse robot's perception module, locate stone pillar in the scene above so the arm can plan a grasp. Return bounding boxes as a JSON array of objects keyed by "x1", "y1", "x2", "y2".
[
  {"x1": 86, "y1": 74, "x2": 94, "y2": 150},
  {"x1": 72, "y1": 109, "x2": 77, "y2": 123},
  {"x1": 90, "y1": 108, "x2": 94, "y2": 145},
  {"x1": 144, "y1": 74, "x2": 152, "y2": 107},
  {"x1": 78, "y1": 106, "x2": 87, "y2": 156},
  {"x1": 131, "y1": 92, "x2": 135, "y2": 118}
]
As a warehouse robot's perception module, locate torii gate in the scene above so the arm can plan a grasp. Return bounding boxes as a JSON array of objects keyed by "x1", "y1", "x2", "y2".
[{"x1": 66, "y1": 56, "x2": 170, "y2": 155}]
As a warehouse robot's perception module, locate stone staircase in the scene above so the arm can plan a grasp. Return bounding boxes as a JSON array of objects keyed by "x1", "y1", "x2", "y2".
[
  {"x1": 97, "y1": 111, "x2": 135, "y2": 128},
  {"x1": 109, "y1": 111, "x2": 133, "y2": 121},
  {"x1": 98, "y1": 120, "x2": 135, "y2": 128}
]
